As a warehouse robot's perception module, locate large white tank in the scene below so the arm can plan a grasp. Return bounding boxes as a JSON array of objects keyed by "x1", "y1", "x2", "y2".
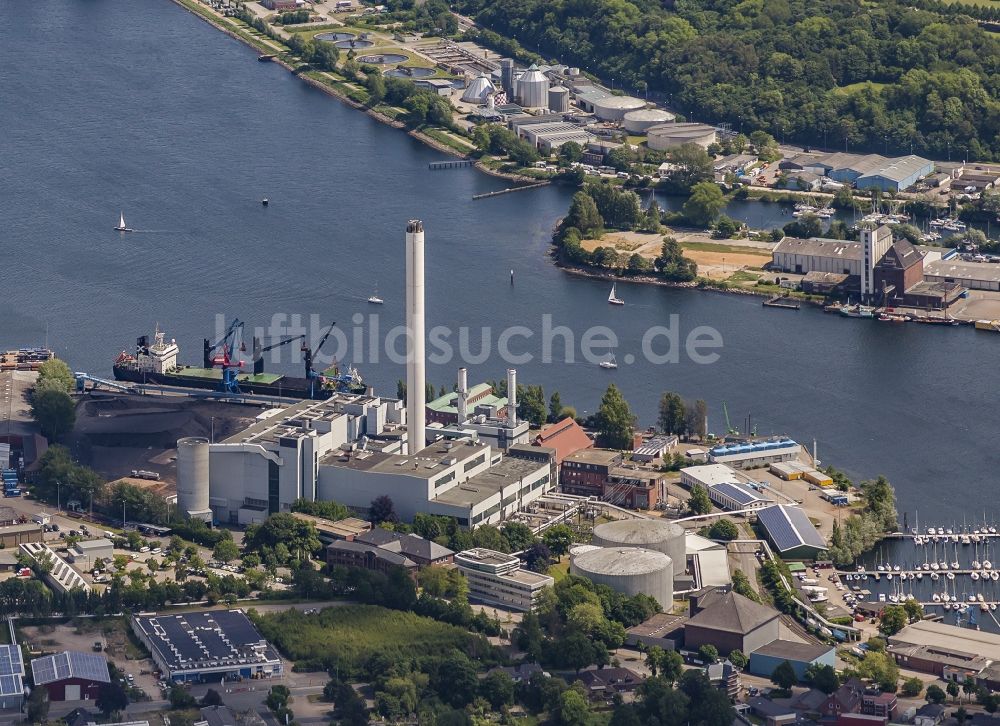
[
  {"x1": 177, "y1": 437, "x2": 212, "y2": 521},
  {"x1": 592, "y1": 95, "x2": 646, "y2": 121},
  {"x1": 623, "y1": 108, "x2": 676, "y2": 133},
  {"x1": 592, "y1": 519, "x2": 687, "y2": 575},
  {"x1": 461, "y1": 74, "x2": 495, "y2": 104},
  {"x1": 647, "y1": 122, "x2": 717, "y2": 151},
  {"x1": 548, "y1": 86, "x2": 569, "y2": 113},
  {"x1": 516, "y1": 64, "x2": 550, "y2": 109},
  {"x1": 571, "y1": 546, "x2": 673, "y2": 607}
]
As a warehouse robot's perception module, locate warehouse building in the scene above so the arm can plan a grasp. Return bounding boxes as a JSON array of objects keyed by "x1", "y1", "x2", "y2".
[
  {"x1": 647, "y1": 122, "x2": 717, "y2": 151},
  {"x1": 67, "y1": 538, "x2": 114, "y2": 568},
  {"x1": 686, "y1": 532, "x2": 733, "y2": 590},
  {"x1": 456, "y1": 548, "x2": 553, "y2": 611},
  {"x1": 132, "y1": 610, "x2": 282, "y2": 683},
  {"x1": 748, "y1": 640, "x2": 836, "y2": 681},
  {"x1": 801, "y1": 152, "x2": 934, "y2": 192},
  {"x1": 708, "y1": 481, "x2": 774, "y2": 512},
  {"x1": 30, "y1": 651, "x2": 110, "y2": 701},
  {"x1": 708, "y1": 438, "x2": 800, "y2": 469},
  {"x1": 0, "y1": 645, "x2": 24, "y2": 710},
  {"x1": 924, "y1": 260, "x2": 1000, "y2": 292},
  {"x1": 887, "y1": 620, "x2": 1000, "y2": 682},
  {"x1": 516, "y1": 121, "x2": 595, "y2": 154},
  {"x1": 684, "y1": 591, "x2": 781, "y2": 655},
  {"x1": 756, "y1": 505, "x2": 827, "y2": 560},
  {"x1": 855, "y1": 155, "x2": 934, "y2": 192},
  {"x1": 772, "y1": 238, "x2": 864, "y2": 276}
]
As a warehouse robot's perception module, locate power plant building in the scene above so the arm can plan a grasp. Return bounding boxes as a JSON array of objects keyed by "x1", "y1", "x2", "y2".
[
  {"x1": 570, "y1": 546, "x2": 673, "y2": 608},
  {"x1": 647, "y1": 122, "x2": 717, "y2": 151},
  {"x1": 591, "y1": 519, "x2": 686, "y2": 575}
]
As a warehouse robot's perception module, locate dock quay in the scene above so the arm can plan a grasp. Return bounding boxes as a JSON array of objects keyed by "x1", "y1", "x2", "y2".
[
  {"x1": 472, "y1": 182, "x2": 549, "y2": 200},
  {"x1": 838, "y1": 569, "x2": 1000, "y2": 579},
  {"x1": 257, "y1": 54, "x2": 277, "y2": 62},
  {"x1": 763, "y1": 294, "x2": 801, "y2": 310},
  {"x1": 428, "y1": 159, "x2": 474, "y2": 170}
]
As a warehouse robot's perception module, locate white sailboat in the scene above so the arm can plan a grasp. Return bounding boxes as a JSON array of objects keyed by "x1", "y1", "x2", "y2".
[
  {"x1": 608, "y1": 282, "x2": 624, "y2": 306},
  {"x1": 599, "y1": 352, "x2": 618, "y2": 369},
  {"x1": 114, "y1": 212, "x2": 133, "y2": 232},
  {"x1": 367, "y1": 283, "x2": 384, "y2": 305}
]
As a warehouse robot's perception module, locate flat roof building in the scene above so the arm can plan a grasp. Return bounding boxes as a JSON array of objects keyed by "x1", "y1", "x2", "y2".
[
  {"x1": 708, "y1": 438, "x2": 800, "y2": 469},
  {"x1": 708, "y1": 481, "x2": 773, "y2": 512},
  {"x1": 132, "y1": 610, "x2": 283, "y2": 682},
  {"x1": 748, "y1": 640, "x2": 836, "y2": 681},
  {"x1": 67, "y1": 538, "x2": 114, "y2": 567},
  {"x1": 456, "y1": 548, "x2": 553, "y2": 611},
  {"x1": 924, "y1": 260, "x2": 1000, "y2": 292}
]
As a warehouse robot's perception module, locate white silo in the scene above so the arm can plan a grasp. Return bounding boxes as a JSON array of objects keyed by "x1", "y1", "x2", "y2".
[
  {"x1": 592, "y1": 95, "x2": 647, "y2": 122},
  {"x1": 571, "y1": 547, "x2": 673, "y2": 607},
  {"x1": 461, "y1": 74, "x2": 495, "y2": 104},
  {"x1": 516, "y1": 64, "x2": 550, "y2": 109},
  {"x1": 622, "y1": 108, "x2": 676, "y2": 134},
  {"x1": 177, "y1": 437, "x2": 212, "y2": 522},
  {"x1": 548, "y1": 85, "x2": 570, "y2": 113},
  {"x1": 592, "y1": 519, "x2": 687, "y2": 575}
]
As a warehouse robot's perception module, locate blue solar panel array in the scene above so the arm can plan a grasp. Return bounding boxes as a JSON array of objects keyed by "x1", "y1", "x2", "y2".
[
  {"x1": 136, "y1": 610, "x2": 276, "y2": 671},
  {"x1": 710, "y1": 481, "x2": 762, "y2": 507},
  {"x1": 0, "y1": 645, "x2": 24, "y2": 697},
  {"x1": 30, "y1": 651, "x2": 109, "y2": 686},
  {"x1": 758, "y1": 505, "x2": 827, "y2": 552}
]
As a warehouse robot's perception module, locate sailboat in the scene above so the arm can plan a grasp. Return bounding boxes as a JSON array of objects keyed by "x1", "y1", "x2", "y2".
[
  {"x1": 367, "y1": 283, "x2": 384, "y2": 305},
  {"x1": 599, "y1": 352, "x2": 618, "y2": 369},
  {"x1": 608, "y1": 283, "x2": 624, "y2": 306},
  {"x1": 114, "y1": 212, "x2": 133, "y2": 232}
]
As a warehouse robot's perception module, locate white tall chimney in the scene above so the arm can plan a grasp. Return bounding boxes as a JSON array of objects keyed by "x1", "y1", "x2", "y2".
[
  {"x1": 406, "y1": 220, "x2": 426, "y2": 454},
  {"x1": 506, "y1": 368, "x2": 517, "y2": 425},
  {"x1": 456, "y1": 367, "x2": 468, "y2": 424}
]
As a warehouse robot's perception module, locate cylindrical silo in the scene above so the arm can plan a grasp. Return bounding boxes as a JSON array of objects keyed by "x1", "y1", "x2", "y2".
[
  {"x1": 592, "y1": 95, "x2": 646, "y2": 122},
  {"x1": 500, "y1": 58, "x2": 515, "y2": 98},
  {"x1": 592, "y1": 519, "x2": 687, "y2": 575},
  {"x1": 548, "y1": 86, "x2": 569, "y2": 113},
  {"x1": 516, "y1": 64, "x2": 550, "y2": 109},
  {"x1": 177, "y1": 437, "x2": 212, "y2": 522},
  {"x1": 571, "y1": 547, "x2": 673, "y2": 607},
  {"x1": 569, "y1": 544, "x2": 602, "y2": 558}
]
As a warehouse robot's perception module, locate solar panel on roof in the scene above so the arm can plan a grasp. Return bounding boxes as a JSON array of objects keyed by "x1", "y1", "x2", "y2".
[{"x1": 758, "y1": 505, "x2": 826, "y2": 551}]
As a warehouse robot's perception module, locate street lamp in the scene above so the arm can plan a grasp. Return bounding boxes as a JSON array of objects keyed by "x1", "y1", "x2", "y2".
[{"x1": 56, "y1": 479, "x2": 60, "y2": 512}]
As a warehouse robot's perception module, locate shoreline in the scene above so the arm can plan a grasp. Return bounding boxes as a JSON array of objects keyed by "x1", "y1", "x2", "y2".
[{"x1": 168, "y1": 0, "x2": 548, "y2": 183}]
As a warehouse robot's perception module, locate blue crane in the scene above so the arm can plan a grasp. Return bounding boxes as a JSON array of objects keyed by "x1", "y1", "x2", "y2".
[
  {"x1": 203, "y1": 318, "x2": 245, "y2": 370},
  {"x1": 303, "y1": 323, "x2": 336, "y2": 398}
]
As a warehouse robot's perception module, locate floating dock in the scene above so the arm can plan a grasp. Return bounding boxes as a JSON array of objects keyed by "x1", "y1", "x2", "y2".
[
  {"x1": 472, "y1": 182, "x2": 549, "y2": 200},
  {"x1": 428, "y1": 159, "x2": 473, "y2": 170},
  {"x1": 763, "y1": 295, "x2": 800, "y2": 310}
]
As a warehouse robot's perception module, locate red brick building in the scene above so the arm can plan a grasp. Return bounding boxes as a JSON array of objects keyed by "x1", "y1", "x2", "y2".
[
  {"x1": 559, "y1": 449, "x2": 661, "y2": 509},
  {"x1": 532, "y1": 417, "x2": 593, "y2": 466}
]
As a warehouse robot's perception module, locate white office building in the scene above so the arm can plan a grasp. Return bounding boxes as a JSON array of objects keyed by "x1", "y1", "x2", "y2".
[{"x1": 456, "y1": 548, "x2": 554, "y2": 611}]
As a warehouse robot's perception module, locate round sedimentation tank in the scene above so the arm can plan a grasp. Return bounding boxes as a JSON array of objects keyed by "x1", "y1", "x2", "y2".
[
  {"x1": 516, "y1": 64, "x2": 550, "y2": 108},
  {"x1": 592, "y1": 95, "x2": 646, "y2": 121},
  {"x1": 548, "y1": 85, "x2": 569, "y2": 113},
  {"x1": 592, "y1": 519, "x2": 686, "y2": 575},
  {"x1": 647, "y1": 122, "x2": 717, "y2": 151},
  {"x1": 569, "y1": 544, "x2": 602, "y2": 558},
  {"x1": 176, "y1": 437, "x2": 212, "y2": 522},
  {"x1": 570, "y1": 547, "x2": 673, "y2": 606},
  {"x1": 623, "y1": 108, "x2": 676, "y2": 133}
]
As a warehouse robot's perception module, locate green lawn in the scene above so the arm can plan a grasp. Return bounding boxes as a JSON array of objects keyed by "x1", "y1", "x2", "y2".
[
  {"x1": 680, "y1": 240, "x2": 772, "y2": 256},
  {"x1": 835, "y1": 81, "x2": 888, "y2": 95},
  {"x1": 252, "y1": 605, "x2": 495, "y2": 676},
  {"x1": 548, "y1": 559, "x2": 570, "y2": 582}
]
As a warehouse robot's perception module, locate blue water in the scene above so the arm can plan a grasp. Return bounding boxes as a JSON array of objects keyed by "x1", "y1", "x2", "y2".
[{"x1": 1, "y1": 0, "x2": 998, "y2": 521}]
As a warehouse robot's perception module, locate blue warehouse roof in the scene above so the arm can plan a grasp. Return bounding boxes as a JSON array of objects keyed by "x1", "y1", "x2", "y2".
[{"x1": 757, "y1": 505, "x2": 827, "y2": 552}]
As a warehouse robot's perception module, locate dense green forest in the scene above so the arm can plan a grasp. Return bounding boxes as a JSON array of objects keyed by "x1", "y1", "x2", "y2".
[{"x1": 452, "y1": 0, "x2": 1000, "y2": 160}]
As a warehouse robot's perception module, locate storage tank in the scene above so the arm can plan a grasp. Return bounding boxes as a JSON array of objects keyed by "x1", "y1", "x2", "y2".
[
  {"x1": 516, "y1": 64, "x2": 550, "y2": 109},
  {"x1": 647, "y1": 122, "x2": 717, "y2": 151},
  {"x1": 592, "y1": 519, "x2": 686, "y2": 575},
  {"x1": 569, "y1": 544, "x2": 602, "y2": 558},
  {"x1": 623, "y1": 108, "x2": 676, "y2": 133},
  {"x1": 461, "y1": 74, "x2": 495, "y2": 104},
  {"x1": 591, "y1": 95, "x2": 646, "y2": 122},
  {"x1": 548, "y1": 85, "x2": 569, "y2": 113},
  {"x1": 571, "y1": 547, "x2": 673, "y2": 607},
  {"x1": 176, "y1": 437, "x2": 212, "y2": 522}
]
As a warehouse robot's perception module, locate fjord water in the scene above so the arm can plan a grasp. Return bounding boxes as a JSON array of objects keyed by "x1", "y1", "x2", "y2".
[{"x1": 1, "y1": 0, "x2": 996, "y2": 521}]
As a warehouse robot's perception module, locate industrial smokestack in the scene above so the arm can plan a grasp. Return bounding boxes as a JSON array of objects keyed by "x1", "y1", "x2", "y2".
[
  {"x1": 406, "y1": 220, "x2": 426, "y2": 454},
  {"x1": 456, "y1": 367, "x2": 468, "y2": 424},
  {"x1": 506, "y1": 369, "x2": 517, "y2": 425}
]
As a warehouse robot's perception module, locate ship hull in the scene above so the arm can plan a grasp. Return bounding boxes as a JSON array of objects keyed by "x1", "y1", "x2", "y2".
[{"x1": 113, "y1": 365, "x2": 347, "y2": 399}]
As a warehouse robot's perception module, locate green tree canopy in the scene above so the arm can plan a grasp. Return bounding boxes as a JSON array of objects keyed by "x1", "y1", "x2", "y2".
[
  {"x1": 595, "y1": 384, "x2": 636, "y2": 449},
  {"x1": 682, "y1": 181, "x2": 726, "y2": 227}
]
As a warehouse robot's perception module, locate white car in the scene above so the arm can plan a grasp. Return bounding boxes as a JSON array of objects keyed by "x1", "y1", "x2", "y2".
[
  {"x1": 151, "y1": 547, "x2": 162, "y2": 554},
  {"x1": 139, "y1": 546, "x2": 150, "y2": 553}
]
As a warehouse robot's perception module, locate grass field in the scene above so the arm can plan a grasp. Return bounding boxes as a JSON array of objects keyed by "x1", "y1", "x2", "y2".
[
  {"x1": 253, "y1": 605, "x2": 495, "y2": 676},
  {"x1": 835, "y1": 81, "x2": 888, "y2": 95},
  {"x1": 680, "y1": 240, "x2": 771, "y2": 256}
]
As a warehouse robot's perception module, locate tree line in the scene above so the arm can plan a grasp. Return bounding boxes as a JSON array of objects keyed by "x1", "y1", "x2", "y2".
[{"x1": 454, "y1": 0, "x2": 1000, "y2": 160}]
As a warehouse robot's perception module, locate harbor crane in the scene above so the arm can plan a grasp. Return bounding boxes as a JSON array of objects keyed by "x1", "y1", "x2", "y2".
[
  {"x1": 722, "y1": 401, "x2": 740, "y2": 437},
  {"x1": 302, "y1": 323, "x2": 336, "y2": 398},
  {"x1": 252, "y1": 334, "x2": 305, "y2": 375},
  {"x1": 203, "y1": 318, "x2": 245, "y2": 369}
]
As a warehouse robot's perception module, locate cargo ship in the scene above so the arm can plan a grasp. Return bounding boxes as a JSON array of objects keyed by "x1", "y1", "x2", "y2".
[
  {"x1": 1, "y1": 348, "x2": 54, "y2": 371},
  {"x1": 112, "y1": 326, "x2": 365, "y2": 399}
]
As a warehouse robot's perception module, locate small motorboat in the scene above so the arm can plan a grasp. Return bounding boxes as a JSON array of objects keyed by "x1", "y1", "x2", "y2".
[
  {"x1": 367, "y1": 284, "x2": 384, "y2": 305},
  {"x1": 262, "y1": 198, "x2": 269, "y2": 206}
]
